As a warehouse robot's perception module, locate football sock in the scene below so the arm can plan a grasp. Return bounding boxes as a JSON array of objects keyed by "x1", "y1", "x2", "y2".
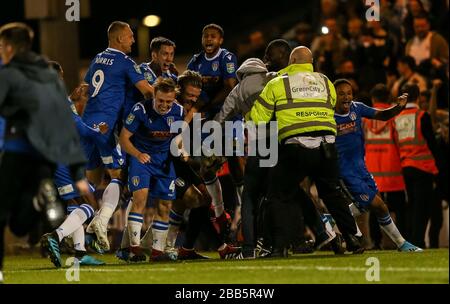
[
  {"x1": 152, "y1": 221, "x2": 169, "y2": 251},
  {"x1": 378, "y1": 213, "x2": 405, "y2": 247},
  {"x1": 56, "y1": 204, "x2": 94, "y2": 242},
  {"x1": 205, "y1": 177, "x2": 224, "y2": 217}
]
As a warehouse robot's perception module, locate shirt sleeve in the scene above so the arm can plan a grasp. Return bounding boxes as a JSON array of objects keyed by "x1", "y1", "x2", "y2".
[
  {"x1": 355, "y1": 102, "x2": 376, "y2": 119},
  {"x1": 124, "y1": 103, "x2": 144, "y2": 133},
  {"x1": 124, "y1": 57, "x2": 146, "y2": 85},
  {"x1": 187, "y1": 56, "x2": 196, "y2": 71},
  {"x1": 214, "y1": 85, "x2": 239, "y2": 123},
  {"x1": 74, "y1": 115, "x2": 101, "y2": 138},
  {"x1": 221, "y1": 52, "x2": 238, "y2": 80},
  {"x1": 249, "y1": 80, "x2": 276, "y2": 123}
]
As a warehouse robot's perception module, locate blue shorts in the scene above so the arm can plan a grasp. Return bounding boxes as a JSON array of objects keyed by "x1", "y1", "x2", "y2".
[
  {"x1": 54, "y1": 164, "x2": 95, "y2": 201},
  {"x1": 342, "y1": 171, "x2": 378, "y2": 210},
  {"x1": 80, "y1": 119, "x2": 125, "y2": 170},
  {"x1": 128, "y1": 151, "x2": 176, "y2": 201}
]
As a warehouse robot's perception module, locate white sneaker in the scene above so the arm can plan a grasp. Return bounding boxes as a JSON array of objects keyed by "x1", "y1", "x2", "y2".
[
  {"x1": 0, "y1": 270, "x2": 4, "y2": 283},
  {"x1": 87, "y1": 217, "x2": 110, "y2": 251}
]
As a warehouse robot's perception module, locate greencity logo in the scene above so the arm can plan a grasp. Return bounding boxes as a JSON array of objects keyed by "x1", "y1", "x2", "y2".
[{"x1": 65, "y1": 0, "x2": 80, "y2": 22}]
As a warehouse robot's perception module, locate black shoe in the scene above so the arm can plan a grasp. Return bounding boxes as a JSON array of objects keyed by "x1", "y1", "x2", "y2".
[
  {"x1": 292, "y1": 240, "x2": 315, "y2": 254},
  {"x1": 330, "y1": 233, "x2": 346, "y2": 255},
  {"x1": 265, "y1": 247, "x2": 289, "y2": 258},
  {"x1": 344, "y1": 234, "x2": 365, "y2": 254}
]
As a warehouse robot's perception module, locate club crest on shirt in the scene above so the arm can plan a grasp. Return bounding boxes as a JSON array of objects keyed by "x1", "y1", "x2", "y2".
[
  {"x1": 126, "y1": 113, "x2": 135, "y2": 125},
  {"x1": 166, "y1": 116, "x2": 174, "y2": 126},
  {"x1": 132, "y1": 176, "x2": 140, "y2": 187},
  {"x1": 226, "y1": 62, "x2": 235, "y2": 73},
  {"x1": 144, "y1": 72, "x2": 154, "y2": 83},
  {"x1": 212, "y1": 61, "x2": 219, "y2": 72},
  {"x1": 350, "y1": 112, "x2": 357, "y2": 121}
]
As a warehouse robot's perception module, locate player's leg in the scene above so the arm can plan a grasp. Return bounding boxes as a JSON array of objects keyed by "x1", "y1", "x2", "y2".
[
  {"x1": 200, "y1": 160, "x2": 225, "y2": 219},
  {"x1": 71, "y1": 225, "x2": 105, "y2": 266},
  {"x1": 151, "y1": 198, "x2": 173, "y2": 260},
  {"x1": 227, "y1": 156, "x2": 245, "y2": 234},
  {"x1": 87, "y1": 133, "x2": 125, "y2": 251},
  {"x1": 370, "y1": 194, "x2": 423, "y2": 252},
  {"x1": 41, "y1": 203, "x2": 95, "y2": 267},
  {"x1": 127, "y1": 188, "x2": 148, "y2": 261},
  {"x1": 149, "y1": 158, "x2": 176, "y2": 261}
]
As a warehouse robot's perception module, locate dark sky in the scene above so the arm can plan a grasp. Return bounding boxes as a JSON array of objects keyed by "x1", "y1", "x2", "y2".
[{"x1": 1, "y1": 0, "x2": 318, "y2": 58}]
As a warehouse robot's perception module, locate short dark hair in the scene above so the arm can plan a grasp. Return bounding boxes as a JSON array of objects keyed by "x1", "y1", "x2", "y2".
[
  {"x1": 398, "y1": 56, "x2": 416, "y2": 70},
  {"x1": 0, "y1": 22, "x2": 34, "y2": 53},
  {"x1": 370, "y1": 83, "x2": 390, "y2": 103},
  {"x1": 333, "y1": 78, "x2": 353, "y2": 90},
  {"x1": 400, "y1": 83, "x2": 420, "y2": 102},
  {"x1": 150, "y1": 36, "x2": 176, "y2": 53},
  {"x1": 265, "y1": 39, "x2": 291, "y2": 56},
  {"x1": 107, "y1": 21, "x2": 129, "y2": 40},
  {"x1": 154, "y1": 77, "x2": 177, "y2": 94},
  {"x1": 178, "y1": 70, "x2": 202, "y2": 92},
  {"x1": 202, "y1": 24, "x2": 224, "y2": 37}
]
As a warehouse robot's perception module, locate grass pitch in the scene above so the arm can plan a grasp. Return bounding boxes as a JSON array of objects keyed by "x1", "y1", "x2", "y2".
[{"x1": 3, "y1": 249, "x2": 448, "y2": 284}]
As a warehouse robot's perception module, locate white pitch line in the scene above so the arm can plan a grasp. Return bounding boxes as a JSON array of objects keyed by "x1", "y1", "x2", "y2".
[{"x1": 5, "y1": 265, "x2": 447, "y2": 274}]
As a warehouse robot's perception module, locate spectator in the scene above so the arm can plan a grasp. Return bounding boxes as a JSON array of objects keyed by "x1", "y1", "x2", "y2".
[
  {"x1": 311, "y1": 17, "x2": 349, "y2": 79},
  {"x1": 392, "y1": 55, "x2": 428, "y2": 97},
  {"x1": 406, "y1": 14, "x2": 449, "y2": 78},
  {"x1": 284, "y1": 23, "x2": 314, "y2": 49}
]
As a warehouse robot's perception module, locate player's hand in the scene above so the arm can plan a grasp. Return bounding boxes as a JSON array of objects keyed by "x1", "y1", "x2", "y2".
[
  {"x1": 179, "y1": 149, "x2": 189, "y2": 162},
  {"x1": 75, "y1": 179, "x2": 91, "y2": 196},
  {"x1": 70, "y1": 84, "x2": 89, "y2": 102},
  {"x1": 138, "y1": 153, "x2": 151, "y2": 164},
  {"x1": 396, "y1": 93, "x2": 408, "y2": 108},
  {"x1": 96, "y1": 122, "x2": 109, "y2": 134}
]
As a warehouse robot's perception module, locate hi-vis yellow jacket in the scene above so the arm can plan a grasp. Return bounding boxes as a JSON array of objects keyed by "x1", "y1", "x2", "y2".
[{"x1": 246, "y1": 63, "x2": 337, "y2": 142}]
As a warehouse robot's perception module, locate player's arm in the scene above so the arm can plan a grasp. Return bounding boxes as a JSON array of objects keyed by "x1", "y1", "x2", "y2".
[
  {"x1": 119, "y1": 127, "x2": 150, "y2": 164},
  {"x1": 373, "y1": 93, "x2": 408, "y2": 121},
  {"x1": 135, "y1": 80, "x2": 154, "y2": 100},
  {"x1": 213, "y1": 84, "x2": 239, "y2": 124},
  {"x1": 126, "y1": 58, "x2": 155, "y2": 100},
  {"x1": 203, "y1": 77, "x2": 237, "y2": 113}
]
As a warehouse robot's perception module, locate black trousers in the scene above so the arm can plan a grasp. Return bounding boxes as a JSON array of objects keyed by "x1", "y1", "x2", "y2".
[
  {"x1": 403, "y1": 167, "x2": 435, "y2": 248},
  {"x1": 241, "y1": 156, "x2": 269, "y2": 254},
  {"x1": 265, "y1": 143, "x2": 358, "y2": 249},
  {"x1": 0, "y1": 152, "x2": 54, "y2": 270}
]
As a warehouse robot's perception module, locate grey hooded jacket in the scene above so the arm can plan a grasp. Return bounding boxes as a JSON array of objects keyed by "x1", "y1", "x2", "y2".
[
  {"x1": 0, "y1": 52, "x2": 86, "y2": 169},
  {"x1": 214, "y1": 58, "x2": 277, "y2": 124}
]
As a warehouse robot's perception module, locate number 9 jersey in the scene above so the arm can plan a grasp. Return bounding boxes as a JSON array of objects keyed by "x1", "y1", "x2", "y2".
[{"x1": 83, "y1": 47, "x2": 145, "y2": 126}]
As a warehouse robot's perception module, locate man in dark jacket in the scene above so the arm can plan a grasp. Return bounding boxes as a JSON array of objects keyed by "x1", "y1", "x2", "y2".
[{"x1": 0, "y1": 22, "x2": 87, "y2": 282}]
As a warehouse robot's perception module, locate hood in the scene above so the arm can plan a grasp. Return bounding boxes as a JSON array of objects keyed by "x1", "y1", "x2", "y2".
[
  {"x1": 236, "y1": 58, "x2": 268, "y2": 82},
  {"x1": 9, "y1": 52, "x2": 57, "y2": 83}
]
